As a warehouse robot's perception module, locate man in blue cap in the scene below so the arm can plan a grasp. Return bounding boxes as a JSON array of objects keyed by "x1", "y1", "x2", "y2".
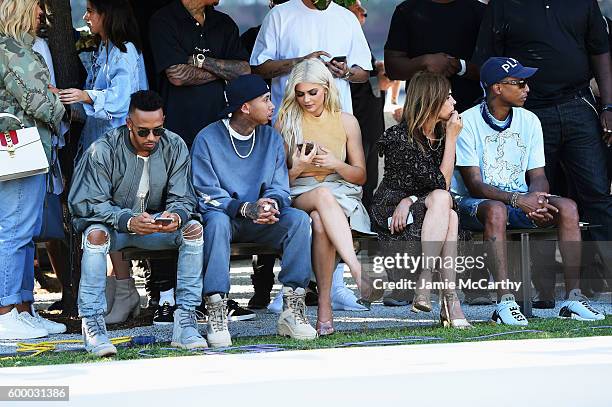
[
  {"x1": 451, "y1": 57, "x2": 605, "y2": 325},
  {"x1": 191, "y1": 74, "x2": 317, "y2": 346}
]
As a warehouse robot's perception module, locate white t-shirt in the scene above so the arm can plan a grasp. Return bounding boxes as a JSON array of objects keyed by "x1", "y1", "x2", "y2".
[
  {"x1": 137, "y1": 155, "x2": 150, "y2": 204},
  {"x1": 250, "y1": 0, "x2": 372, "y2": 122},
  {"x1": 451, "y1": 104, "x2": 546, "y2": 196}
]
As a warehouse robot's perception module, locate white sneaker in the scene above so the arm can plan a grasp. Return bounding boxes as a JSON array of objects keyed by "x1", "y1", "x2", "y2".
[
  {"x1": 267, "y1": 290, "x2": 283, "y2": 314},
  {"x1": 0, "y1": 308, "x2": 48, "y2": 340},
  {"x1": 331, "y1": 264, "x2": 368, "y2": 311},
  {"x1": 492, "y1": 294, "x2": 528, "y2": 326},
  {"x1": 205, "y1": 294, "x2": 232, "y2": 348},
  {"x1": 277, "y1": 287, "x2": 316, "y2": 340},
  {"x1": 559, "y1": 290, "x2": 605, "y2": 321},
  {"x1": 30, "y1": 305, "x2": 66, "y2": 334}
]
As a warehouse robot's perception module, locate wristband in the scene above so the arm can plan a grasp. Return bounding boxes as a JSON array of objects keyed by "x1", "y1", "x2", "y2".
[
  {"x1": 127, "y1": 217, "x2": 134, "y2": 233},
  {"x1": 457, "y1": 59, "x2": 467, "y2": 77},
  {"x1": 510, "y1": 192, "x2": 520, "y2": 208},
  {"x1": 408, "y1": 195, "x2": 418, "y2": 204}
]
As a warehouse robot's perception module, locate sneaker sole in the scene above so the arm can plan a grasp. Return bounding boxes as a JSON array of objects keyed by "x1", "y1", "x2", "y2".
[
  {"x1": 207, "y1": 340, "x2": 232, "y2": 348},
  {"x1": 228, "y1": 314, "x2": 256, "y2": 322},
  {"x1": 92, "y1": 347, "x2": 117, "y2": 357},
  {"x1": 277, "y1": 324, "x2": 316, "y2": 340},
  {"x1": 557, "y1": 314, "x2": 605, "y2": 322},
  {"x1": 153, "y1": 320, "x2": 174, "y2": 326},
  {"x1": 170, "y1": 341, "x2": 208, "y2": 350}
]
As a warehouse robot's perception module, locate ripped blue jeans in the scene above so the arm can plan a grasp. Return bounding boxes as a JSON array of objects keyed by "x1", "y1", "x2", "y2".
[{"x1": 78, "y1": 220, "x2": 204, "y2": 317}]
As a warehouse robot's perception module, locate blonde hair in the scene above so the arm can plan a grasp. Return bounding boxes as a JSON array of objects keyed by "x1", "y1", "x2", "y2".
[
  {"x1": 277, "y1": 58, "x2": 342, "y2": 156},
  {"x1": 0, "y1": 0, "x2": 40, "y2": 42},
  {"x1": 402, "y1": 71, "x2": 451, "y2": 146}
]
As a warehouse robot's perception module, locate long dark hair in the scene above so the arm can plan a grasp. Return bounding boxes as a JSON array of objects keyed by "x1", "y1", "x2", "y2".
[{"x1": 89, "y1": 0, "x2": 142, "y2": 53}]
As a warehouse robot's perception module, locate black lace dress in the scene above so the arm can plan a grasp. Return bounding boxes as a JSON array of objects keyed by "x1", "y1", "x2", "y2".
[{"x1": 371, "y1": 121, "x2": 451, "y2": 242}]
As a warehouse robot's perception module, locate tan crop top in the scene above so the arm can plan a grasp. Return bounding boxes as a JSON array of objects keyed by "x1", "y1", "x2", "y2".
[{"x1": 299, "y1": 110, "x2": 347, "y2": 182}]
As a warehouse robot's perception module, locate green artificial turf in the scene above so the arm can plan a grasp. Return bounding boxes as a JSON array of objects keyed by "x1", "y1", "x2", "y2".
[{"x1": 2, "y1": 316, "x2": 611, "y2": 368}]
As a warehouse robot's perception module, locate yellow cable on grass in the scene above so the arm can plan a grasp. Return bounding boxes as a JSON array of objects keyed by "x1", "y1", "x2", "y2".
[{"x1": 2, "y1": 336, "x2": 132, "y2": 359}]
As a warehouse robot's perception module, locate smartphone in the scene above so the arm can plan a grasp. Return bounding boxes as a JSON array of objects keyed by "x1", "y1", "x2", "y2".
[
  {"x1": 296, "y1": 142, "x2": 316, "y2": 155},
  {"x1": 331, "y1": 55, "x2": 347, "y2": 64},
  {"x1": 154, "y1": 217, "x2": 174, "y2": 226},
  {"x1": 387, "y1": 213, "x2": 414, "y2": 229}
]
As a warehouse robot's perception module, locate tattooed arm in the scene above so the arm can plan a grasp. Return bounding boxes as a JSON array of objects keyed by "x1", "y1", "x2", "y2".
[
  {"x1": 201, "y1": 57, "x2": 250, "y2": 80},
  {"x1": 252, "y1": 51, "x2": 331, "y2": 79},
  {"x1": 165, "y1": 56, "x2": 250, "y2": 87},
  {"x1": 165, "y1": 64, "x2": 219, "y2": 87}
]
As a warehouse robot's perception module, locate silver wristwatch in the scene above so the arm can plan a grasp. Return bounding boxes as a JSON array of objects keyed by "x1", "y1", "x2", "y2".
[{"x1": 193, "y1": 53, "x2": 206, "y2": 68}]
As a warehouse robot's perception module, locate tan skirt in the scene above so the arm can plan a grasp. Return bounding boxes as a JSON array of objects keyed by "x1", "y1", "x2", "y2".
[{"x1": 290, "y1": 174, "x2": 376, "y2": 236}]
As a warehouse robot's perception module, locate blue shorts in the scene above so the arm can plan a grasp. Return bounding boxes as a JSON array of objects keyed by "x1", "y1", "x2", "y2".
[{"x1": 453, "y1": 195, "x2": 537, "y2": 231}]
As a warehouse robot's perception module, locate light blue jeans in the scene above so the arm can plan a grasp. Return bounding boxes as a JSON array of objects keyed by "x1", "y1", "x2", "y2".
[
  {"x1": 78, "y1": 220, "x2": 204, "y2": 317},
  {"x1": 0, "y1": 174, "x2": 45, "y2": 306}
]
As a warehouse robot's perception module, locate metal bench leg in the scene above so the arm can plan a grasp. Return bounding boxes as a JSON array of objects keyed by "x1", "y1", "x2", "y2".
[{"x1": 520, "y1": 233, "x2": 533, "y2": 318}]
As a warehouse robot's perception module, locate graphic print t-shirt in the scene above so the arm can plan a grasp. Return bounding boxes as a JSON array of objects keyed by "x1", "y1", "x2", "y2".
[{"x1": 451, "y1": 104, "x2": 546, "y2": 196}]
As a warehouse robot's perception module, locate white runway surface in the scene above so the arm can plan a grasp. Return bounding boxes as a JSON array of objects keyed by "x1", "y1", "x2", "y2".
[{"x1": 1, "y1": 336, "x2": 611, "y2": 407}]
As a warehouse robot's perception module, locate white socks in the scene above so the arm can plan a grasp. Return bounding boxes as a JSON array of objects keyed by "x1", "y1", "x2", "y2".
[{"x1": 160, "y1": 288, "x2": 175, "y2": 307}]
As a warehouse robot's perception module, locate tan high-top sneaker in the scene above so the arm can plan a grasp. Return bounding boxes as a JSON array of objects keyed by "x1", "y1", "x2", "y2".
[
  {"x1": 277, "y1": 287, "x2": 316, "y2": 340},
  {"x1": 205, "y1": 294, "x2": 232, "y2": 347}
]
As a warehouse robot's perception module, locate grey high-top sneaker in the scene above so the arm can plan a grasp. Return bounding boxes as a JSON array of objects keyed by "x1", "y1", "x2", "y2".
[
  {"x1": 277, "y1": 287, "x2": 317, "y2": 340},
  {"x1": 81, "y1": 315, "x2": 117, "y2": 357},
  {"x1": 205, "y1": 294, "x2": 232, "y2": 348},
  {"x1": 171, "y1": 308, "x2": 208, "y2": 349}
]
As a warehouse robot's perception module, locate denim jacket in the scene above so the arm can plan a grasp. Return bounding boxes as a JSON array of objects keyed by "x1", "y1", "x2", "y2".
[
  {"x1": 0, "y1": 33, "x2": 65, "y2": 161},
  {"x1": 79, "y1": 41, "x2": 148, "y2": 151}
]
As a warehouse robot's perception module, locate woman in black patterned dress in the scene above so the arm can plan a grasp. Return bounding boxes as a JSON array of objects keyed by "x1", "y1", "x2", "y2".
[{"x1": 370, "y1": 72, "x2": 470, "y2": 328}]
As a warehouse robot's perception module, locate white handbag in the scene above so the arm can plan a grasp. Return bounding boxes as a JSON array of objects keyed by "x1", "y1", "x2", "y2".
[{"x1": 0, "y1": 112, "x2": 49, "y2": 181}]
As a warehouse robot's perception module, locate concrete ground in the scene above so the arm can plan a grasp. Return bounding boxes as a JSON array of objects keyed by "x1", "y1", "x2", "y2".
[{"x1": 1, "y1": 336, "x2": 611, "y2": 407}]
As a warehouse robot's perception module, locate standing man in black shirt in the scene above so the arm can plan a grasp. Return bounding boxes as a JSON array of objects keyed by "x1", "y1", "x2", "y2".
[
  {"x1": 473, "y1": 0, "x2": 612, "y2": 290},
  {"x1": 147, "y1": 0, "x2": 250, "y2": 325},
  {"x1": 384, "y1": 0, "x2": 486, "y2": 113},
  {"x1": 150, "y1": 0, "x2": 250, "y2": 147}
]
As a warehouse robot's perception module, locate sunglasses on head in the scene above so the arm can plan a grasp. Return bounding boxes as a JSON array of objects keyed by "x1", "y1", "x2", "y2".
[
  {"x1": 132, "y1": 126, "x2": 165, "y2": 138},
  {"x1": 498, "y1": 79, "x2": 528, "y2": 89}
]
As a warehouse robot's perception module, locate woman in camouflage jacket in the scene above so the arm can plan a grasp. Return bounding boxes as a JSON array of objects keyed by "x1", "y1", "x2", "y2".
[{"x1": 0, "y1": 0, "x2": 66, "y2": 340}]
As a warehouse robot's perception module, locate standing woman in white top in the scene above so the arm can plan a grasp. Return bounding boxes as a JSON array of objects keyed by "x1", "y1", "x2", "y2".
[{"x1": 58, "y1": 0, "x2": 148, "y2": 324}]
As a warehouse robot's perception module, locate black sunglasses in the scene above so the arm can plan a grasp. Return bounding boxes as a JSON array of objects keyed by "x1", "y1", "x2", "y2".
[
  {"x1": 132, "y1": 126, "x2": 166, "y2": 138},
  {"x1": 498, "y1": 79, "x2": 528, "y2": 89}
]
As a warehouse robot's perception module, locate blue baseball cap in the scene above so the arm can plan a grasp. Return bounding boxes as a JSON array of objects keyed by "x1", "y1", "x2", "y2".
[
  {"x1": 219, "y1": 74, "x2": 270, "y2": 119},
  {"x1": 480, "y1": 57, "x2": 538, "y2": 88}
]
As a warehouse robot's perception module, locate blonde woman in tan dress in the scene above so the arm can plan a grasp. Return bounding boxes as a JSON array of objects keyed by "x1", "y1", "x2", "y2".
[{"x1": 276, "y1": 59, "x2": 376, "y2": 336}]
